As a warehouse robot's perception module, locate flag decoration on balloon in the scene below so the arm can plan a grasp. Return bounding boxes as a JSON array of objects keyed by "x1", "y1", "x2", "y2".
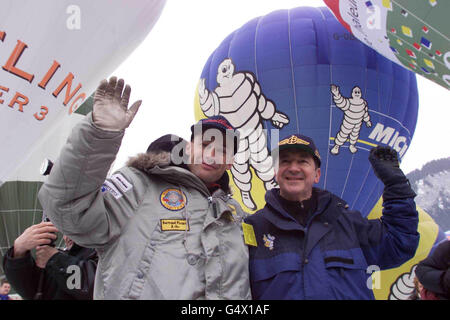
[{"x1": 324, "y1": 0, "x2": 450, "y2": 90}]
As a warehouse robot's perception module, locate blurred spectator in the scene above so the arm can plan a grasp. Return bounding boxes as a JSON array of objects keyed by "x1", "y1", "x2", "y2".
[
  {"x1": 408, "y1": 276, "x2": 423, "y2": 300},
  {"x1": 416, "y1": 240, "x2": 450, "y2": 300},
  {"x1": 0, "y1": 279, "x2": 11, "y2": 300},
  {"x1": 2, "y1": 221, "x2": 97, "y2": 300}
]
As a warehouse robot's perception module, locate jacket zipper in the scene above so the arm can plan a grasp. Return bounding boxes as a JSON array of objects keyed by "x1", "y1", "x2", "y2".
[
  {"x1": 300, "y1": 207, "x2": 323, "y2": 299},
  {"x1": 301, "y1": 229, "x2": 307, "y2": 299}
]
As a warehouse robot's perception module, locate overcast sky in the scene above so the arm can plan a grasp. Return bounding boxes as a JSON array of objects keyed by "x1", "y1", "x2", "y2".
[{"x1": 112, "y1": 0, "x2": 450, "y2": 174}]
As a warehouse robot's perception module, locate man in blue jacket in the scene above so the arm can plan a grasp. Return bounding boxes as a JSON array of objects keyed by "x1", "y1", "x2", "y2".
[{"x1": 244, "y1": 134, "x2": 419, "y2": 300}]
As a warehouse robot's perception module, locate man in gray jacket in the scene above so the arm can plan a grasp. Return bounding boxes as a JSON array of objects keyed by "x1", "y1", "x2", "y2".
[{"x1": 38, "y1": 77, "x2": 251, "y2": 300}]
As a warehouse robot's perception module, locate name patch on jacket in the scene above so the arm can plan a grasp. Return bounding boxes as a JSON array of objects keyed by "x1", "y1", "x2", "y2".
[
  {"x1": 242, "y1": 222, "x2": 257, "y2": 246},
  {"x1": 110, "y1": 173, "x2": 133, "y2": 193},
  {"x1": 160, "y1": 188, "x2": 187, "y2": 211},
  {"x1": 161, "y1": 219, "x2": 189, "y2": 231}
]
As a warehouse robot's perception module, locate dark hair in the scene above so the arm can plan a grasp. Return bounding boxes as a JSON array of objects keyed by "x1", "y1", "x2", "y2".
[{"x1": 0, "y1": 279, "x2": 9, "y2": 286}]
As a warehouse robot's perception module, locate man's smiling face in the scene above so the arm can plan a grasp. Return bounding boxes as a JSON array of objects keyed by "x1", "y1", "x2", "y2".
[{"x1": 275, "y1": 149, "x2": 321, "y2": 202}]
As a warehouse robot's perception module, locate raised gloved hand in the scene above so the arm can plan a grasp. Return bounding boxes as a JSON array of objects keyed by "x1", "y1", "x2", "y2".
[
  {"x1": 92, "y1": 77, "x2": 142, "y2": 132},
  {"x1": 369, "y1": 146, "x2": 402, "y2": 185},
  {"x1": 369, "y1": 146, "x2": 416, "y2": 200}
]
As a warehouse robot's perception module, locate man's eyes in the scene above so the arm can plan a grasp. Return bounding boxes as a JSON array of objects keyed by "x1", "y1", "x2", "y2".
[
  {"x1": 280, "y1": 159, "x2": 309, "y2": 165},
  {"x1": 202, "y1": 142, "x2": 227, "y2": 153}
]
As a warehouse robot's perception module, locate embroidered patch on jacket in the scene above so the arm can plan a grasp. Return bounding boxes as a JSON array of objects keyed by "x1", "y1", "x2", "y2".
[
  {"x1": 160, "y1": 188, "x2": 187, "y2": 211},
  {"x1": 160, "y1": 219, "x2": 189, "y2": 231},
  {"x1": 242, "y1": 222, "x2": 257, "y2": 246},
  {"x1": 101, "y1": 180, "x2": 122, "y2": 199},
  {"x1": 263, "y1": 234, "x2": 275, "y2": 250}
]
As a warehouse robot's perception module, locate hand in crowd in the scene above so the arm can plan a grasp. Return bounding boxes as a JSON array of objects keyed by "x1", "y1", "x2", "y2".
[
  {"x1": 13, "y1": 222, "x2": 58, "y2": 258},
  {"x1": 35, "y1": 245, "x2": 59, "y2": 269}
]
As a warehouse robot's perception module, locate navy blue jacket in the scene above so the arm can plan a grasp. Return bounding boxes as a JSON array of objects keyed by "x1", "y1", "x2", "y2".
[{"x1": 244, "y1": 188, "x2": 419, "y2": 300}]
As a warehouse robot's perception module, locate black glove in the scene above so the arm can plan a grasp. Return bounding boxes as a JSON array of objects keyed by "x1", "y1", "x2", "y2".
[{"x1": 368, "y1": 146, "x2": 416, "y2": 201}]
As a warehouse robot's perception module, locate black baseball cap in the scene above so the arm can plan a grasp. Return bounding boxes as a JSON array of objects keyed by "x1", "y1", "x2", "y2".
[
  {"x1": 272, "y1": 134, "x2": 321, "y2": 167},
  {"x1": 146, "y1": 134, "x2": 185, "y2": 154},
  {"x1": 190, "y1": 115, "x2": 240, "y2": 155},
  {"x1": 146, "y1": 134, "x2": 189, "y2": 166}
]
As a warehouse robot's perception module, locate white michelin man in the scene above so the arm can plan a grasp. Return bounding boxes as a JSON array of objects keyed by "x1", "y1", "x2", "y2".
[
  {"x1": 198, "y1": 58, "x2": 289, "y2": 210},
  {"x1": 330, "y1": 84, "x2": 372, "y2": 155}
]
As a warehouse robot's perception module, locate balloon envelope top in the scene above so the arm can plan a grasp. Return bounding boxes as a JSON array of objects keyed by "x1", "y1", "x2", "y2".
[
  {"x1": 0, "y1": 0, "x2": 167, "y2": 185},
  {"x1": 195, "y1": 6, "x2": 419, "y2": 215}
]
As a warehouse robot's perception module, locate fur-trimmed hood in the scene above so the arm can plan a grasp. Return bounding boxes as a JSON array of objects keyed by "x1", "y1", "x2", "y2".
[
  {"x1": 126, "y1": 133, "x2": 189, "y2": 172},
  {"x1": 126, "y1": 150, "x2": 232, "y2": 194},
  {"x1": 126, "y1": 151, "x2": 172, "y2": 173}
]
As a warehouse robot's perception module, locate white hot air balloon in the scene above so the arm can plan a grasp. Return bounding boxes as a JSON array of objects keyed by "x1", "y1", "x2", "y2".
[
  {"x1": 0, "y1": 0, "x2": 166, "y2": 279},
  {"x1": 0, "y1": 0, "x2": 167, "y2": 185}
]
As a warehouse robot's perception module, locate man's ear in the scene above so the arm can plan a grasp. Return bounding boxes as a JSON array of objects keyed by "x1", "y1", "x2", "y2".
[{"x1": 314, "y1": 167, "x2": 321, "y2": 184}]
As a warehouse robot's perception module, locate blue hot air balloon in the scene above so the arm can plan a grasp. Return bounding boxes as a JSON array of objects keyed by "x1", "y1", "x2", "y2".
[{"x1": 194, "y1": 6, "x2": 418, "y2": 215}]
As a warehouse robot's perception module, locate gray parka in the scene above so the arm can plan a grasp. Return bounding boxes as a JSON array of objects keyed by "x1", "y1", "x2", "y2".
[{"x1": 38, "y1": 114, "x2": 251, "y2": 300}]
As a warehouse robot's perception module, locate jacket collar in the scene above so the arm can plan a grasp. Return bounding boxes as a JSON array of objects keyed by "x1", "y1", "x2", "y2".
[
  {"x1": 262, "y1": 188, "x2": 351, "y2": 258},
  {"x1": 67, "y1": 243, "x2": 83, "y2": 255},
  {"x1": 262, "y1": 187, "x2": 338, "y2": 231}
]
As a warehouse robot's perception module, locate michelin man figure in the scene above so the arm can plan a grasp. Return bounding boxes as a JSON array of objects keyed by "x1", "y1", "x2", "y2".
[
  {"x1": 330, "y1": 84, "x2": 372, "y2": 155},
  {"x1": 198, "y1": 58, "x2": 289, "y2": 210},
  {"x1": 389, "y1": 265, "x2": 417, "y2": 300}
]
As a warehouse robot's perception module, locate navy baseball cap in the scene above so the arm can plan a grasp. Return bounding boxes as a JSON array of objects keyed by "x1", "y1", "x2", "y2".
[
  {"x1": 272, "y1": 134, "x2": 321, "y2": 167},
  {"x1": 190, "y1": 115, "x2": 240, "y2": 155}
]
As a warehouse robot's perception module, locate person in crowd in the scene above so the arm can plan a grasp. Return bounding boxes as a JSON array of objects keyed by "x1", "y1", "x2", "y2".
[
  {"x1": 2, "y1": 221, "x2": 97, "y2": 300},
  {"x1": 0, "y1": 279, "x2": 12, "y2": 300},
  {"x1": 38, "y1": 77, "x2": 251, "y2": 299},
  {"x1": 416, "y1": 240, "x2": 450, "y2": 300},
  {"x1": 244, "y1": 134, "x2": 420, "y2": 299},
  {"x1": 408, "y1": 276, "x2": 423, "y2": 300}
]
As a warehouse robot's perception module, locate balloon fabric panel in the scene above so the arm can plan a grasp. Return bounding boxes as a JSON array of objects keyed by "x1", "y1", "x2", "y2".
[{"x1": 324, "y1": 0, "x2": 450, "y2": 90}]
